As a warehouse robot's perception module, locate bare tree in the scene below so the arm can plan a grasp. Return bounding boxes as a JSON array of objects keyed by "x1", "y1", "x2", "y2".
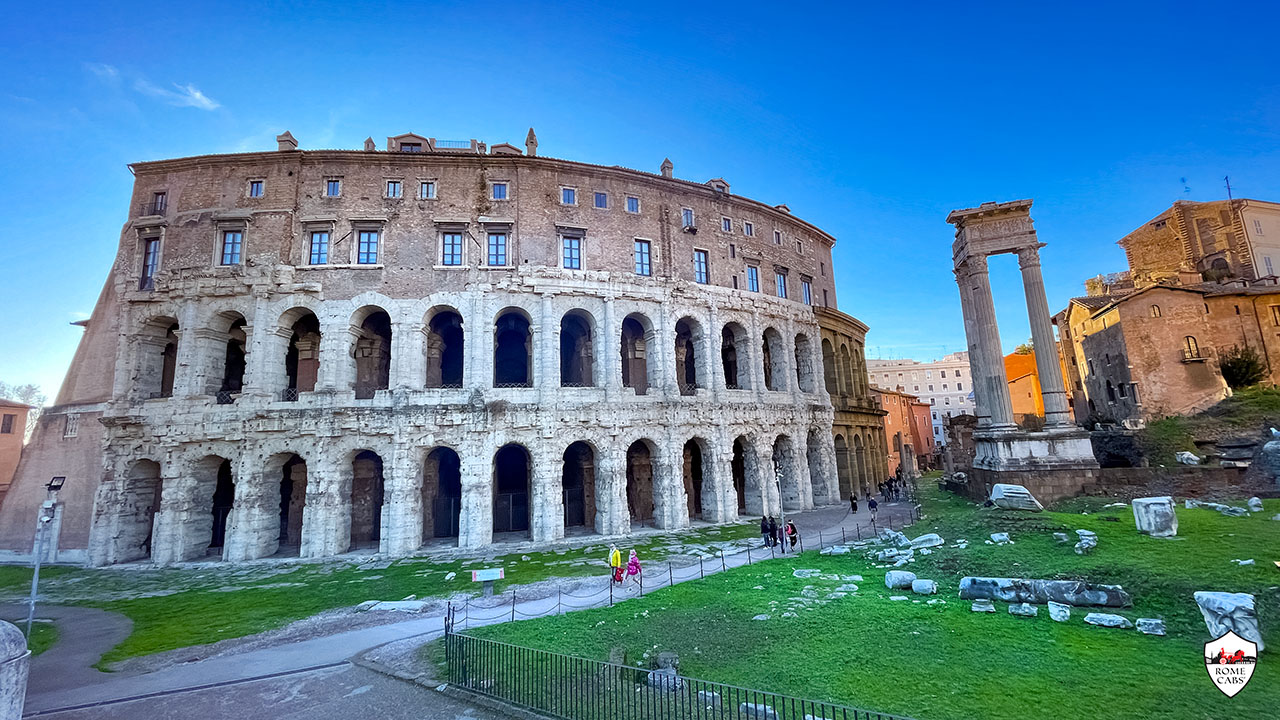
[{"x1": 0, "y1": 382, "x2": 46, "y2": 443}]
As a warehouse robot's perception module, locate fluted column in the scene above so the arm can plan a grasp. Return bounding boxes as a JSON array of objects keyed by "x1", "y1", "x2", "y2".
[
  {"x1": 1018, "y1": 245, "x2": 1071, "y2": 427},
  {"x1": 954, "y1": 265, "x2": 990, "y2": 426},
  {"x1": 962, "y1": 255, "x2": 1015, "y2": 429}
]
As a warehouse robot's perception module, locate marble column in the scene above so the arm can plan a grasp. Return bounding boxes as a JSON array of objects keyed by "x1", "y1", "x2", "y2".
[
  {"x1": 954, "y1": 265, "x2": 991, "y2": 426},
  {"x1": 1018, "y1": 245, "x2": 1072, "y2": 427},
  {"x1": 962, "y1": 255, "x2": 1015, "y2": 429}
]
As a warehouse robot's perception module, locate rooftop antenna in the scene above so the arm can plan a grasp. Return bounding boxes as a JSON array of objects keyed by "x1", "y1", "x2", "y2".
[{"x1": 1225, "y1": 175, "x2": 1233, "y2": 201}]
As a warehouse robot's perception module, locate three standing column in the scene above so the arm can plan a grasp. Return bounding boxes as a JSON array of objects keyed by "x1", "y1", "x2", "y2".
[{"x1": 1018, "y1": 245, "x2": 1072, "y2": 427}]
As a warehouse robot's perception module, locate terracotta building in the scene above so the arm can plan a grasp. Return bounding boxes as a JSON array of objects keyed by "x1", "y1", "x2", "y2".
[
  {"x1": 0, "y1": 400, "x2": 33, "y2": 507},
  {"x1": 870, "y1": 386, "x2": 918, "y2": 479},
  {"x1": 908, "y1": 399, "x2": 934, "y2": 471}
]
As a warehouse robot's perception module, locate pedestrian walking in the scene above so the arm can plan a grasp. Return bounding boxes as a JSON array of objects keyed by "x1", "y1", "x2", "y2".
[
  {"x1": 868, "y1": 497, "x2": 878, "y2": 520},
  {"x1": 767, "y1": 516, "x2": 779, "y2": 548},
  {"x1": 760, "y1": 516, "x2": 772, "y2": 546},
  {"x1": 609, "y1": 544, "x2": 624, "y2": 584},
  {"x1": 850, "y1": 495, "x2": 858, "y2": 514},
  {"x1": 786, "y1": 520, "x2": 799, "y2": 550},
  {"x1": 775, "y1": 519, "x2": 787, "y2": 553},
  {"x1": 625, "y1": 549, "x2": 642, "y2": 586}
]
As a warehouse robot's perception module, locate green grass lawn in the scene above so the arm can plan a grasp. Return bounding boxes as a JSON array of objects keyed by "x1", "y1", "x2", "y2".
[
  {"x1": 1139, "y1": 385, "x2": 1280, "y2": 465},
  {"x1": 458, "y1": 483, "x2": 1279, "y2": 720},
  {"x1": 0, "y1": 522, "x2": 758, "y2": 667},
  {"x1": 26, "y1": 621, "x2": 57, "y2": 656}
]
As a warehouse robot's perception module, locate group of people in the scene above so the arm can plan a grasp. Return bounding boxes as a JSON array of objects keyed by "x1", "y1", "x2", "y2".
[
  {"x1": 879, "y1": 477, "x2": 908, "y2": 502},
  {"x1": 849, "y1": 494, "x2": 878, "y2": 518},
  {"x1": 758, "y1": 516, "x2": 799, "y2": 552},
  {"x1": 608, "y1": 544, "x2": 642, "y2": 585}
]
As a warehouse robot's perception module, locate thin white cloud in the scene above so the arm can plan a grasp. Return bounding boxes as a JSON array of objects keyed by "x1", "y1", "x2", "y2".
[
  {"x1": 133, "y1": 79, "x2": 220, "y2": 111},
  {"x1": 84, "y1": 62, "x2": 120, "y2": 84}
]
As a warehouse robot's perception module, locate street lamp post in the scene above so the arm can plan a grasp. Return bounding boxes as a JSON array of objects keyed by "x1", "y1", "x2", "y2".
[{"x1": 25, "y1": 477, "x2": 65, "y2": 638}]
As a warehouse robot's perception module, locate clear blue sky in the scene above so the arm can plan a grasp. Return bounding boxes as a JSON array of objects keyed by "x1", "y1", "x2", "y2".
[{"x1": 3, "y1": 1, "x2": 1278, "y2": 400}]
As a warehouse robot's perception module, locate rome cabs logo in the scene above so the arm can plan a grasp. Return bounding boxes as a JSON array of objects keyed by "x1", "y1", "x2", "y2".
[{"x1": 1204, "y1": 631, "x2": 1257, "y2": 697}]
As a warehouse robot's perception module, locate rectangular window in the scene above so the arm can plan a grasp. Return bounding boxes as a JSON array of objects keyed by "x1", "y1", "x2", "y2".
[
  {"x1": 0, "y1": 414, "x2": 12, "y2": 434},
  {"x1": 1255, "y1": 219, "x2": 1265, "y2": 235},
  {"x1": 732, "y1": 276, "x2": 738, "y2": 289},
  {"x1": 593, "y1": 192, "x2": 608, "y2": 209},
  {"x1": 326, "y1": 179, "x2": 341, "y2": 197},
  {"x1": 420, "y1": 181, "x2": 436, "y2": 199},
  {"x1": 152, "y1": 191, "x2": 167, "y2": 214},
  {"x1": 440, "y1": 232, "x2": 463, "y2": 266},
  {"x1": 492, "y1": 182, "x2": 508, "y2": 200},
  {"x1": 1267, "y1": 256, "x2": 1275, "y2": 276},
  {"x1": 248, "y1": 180, "x2": 263, "y2": 198},
  {"x1": 928, "y1": 384, "x2": 934, "y2": 391},
  {"x1": 820, "y1": 262, "x2": 825, "y2": 276},
  {"x1": 773, "y1": 229, "x2": 782, "y2": 245},
  {"x1": 561, "y1": 187, "x2": 577, "y2": 205},
  {"x1": 634, "y1": 239, "x2": 651, "y2": 276},
  {"x1": 802, "y1": 280, "x2": 812, "y2": 305},
  {"x1": 941, "y1": 370, "x2": 947, "y2": 378},
  {"x1": 693, "y1": 249, "x2": 710, "y2": 284},
  {"x1": 563, "y1": 235, "x2": 582, "y2": 269},
  {"x1": 309, "y1": 231, "x2": 329, "y2": 265},
  {"x1": 823, "y1": 289, "x2": 828, "y2": 307},
  {"x1": 386, "y1": 180, "x2": 402, "y2": 198},
  {"x1": 775, "y1": 272, "x2": 787, "y2": 298},
  {"x1": 400, "y1": 142, "x2": 422, "y2": 152},
  {"x1": 722, "y1": 217, "x2": 732, "y2": 232},
  {"x1": 220, "y1": 230, "x2": 243, "y2": 265},
  {"x1": 957, "y1": 382, "x2": 963, "y2": 391},
  {"x1": 357, "y1": 230, "x2": 379, "y2": 264},
  {"x1": 744, "y1": 221, "x2": 754, "y2": 237},
  {"x1": 1271, "y1": 306, "x2": 1280, "y2": 326},
  {"x1": 729, "y1": 244, "x2": 736, "y2": 258},
  {"x1": 682, "y1": 208, "x2": 694, "y2": 227},
  {"x1": 747, "y1": 265, "x2": 760, "y2": 292},
  {"x1": 943, "y1": 383, "x2": 949, "y2": 390},
  {"x1": 141, "y1": 238, "x2": 160, "y2": 289},
  {"x1": 796, "y1": 240, "x2": 803, "y2": 254},
  {"x1": 487, "y1": 233, "x2": 507, "y2": 266},
  {"x1": 626, "y1": 196, "x2": 640, "y2": 213},
  {"x1": 63, "y1": 413, "x2": 78, "y2": 438}
]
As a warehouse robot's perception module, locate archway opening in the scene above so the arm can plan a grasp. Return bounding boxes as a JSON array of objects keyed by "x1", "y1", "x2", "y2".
[
  {"x1": 423, "y1": 447, "x2": 461, "y2": 540},
  {"x1": 731, "y1": 438, "x2": 748, "y2": 514},
  {"x1": 620, "y1": 315, "x2": 650, "y2": 395},
  {"x1": 349, "y1": 450, "x2": 385, "y2": 550},
  {"x1": 353, "y1": 309, "x2": 392, "y2": 398},
  {"x1": 806, "y1": 430, "x2": 827, "y2": 505},
  {"x1": 494, "y1": 310, "x2": 532, "y2": 387},
  {"x1": 763, "y1": 328, "x2": 786, "y2": 391},
  {"x1": 794, "y1": 334, "x2": 815, "y2": 393},
  {"x1": 160, "y1": 324, "x2": 178, "y2": 398},
  {"x1": 276, "y1": 454, "x2": 307, "y2": 555},
  {"x1": 426, "y1": 310, "x2": 464, "y2": 388},
  {"x1": 560, "y1": 312, "x2": 594, "y2": 387},
  {"x1": 682, "y1": 439, "x2": 704, "y2": 519},
  {"x1": 285, "y1": 311, "x2": 322, "y2": 397},
  {"x1": 675, "y1": 318, "x2": 698, "y2": 395},
  {"x1": 119, "y1": 459, "x2": 162, "y2": 564},
  {"x1": 834, "y1": 435, "x2": 852, "y2": 501},
  {"x1": 208, "y1": 459, "x2": 235, "y2": 550},
  {"x1": 854, "y1": 435, "x2": 868, "y2": 500},
  {"x1": 562, "y1": 441, "x2": 596, "y2": 532},
  {"x1": 626, "y1": 440, "x2": 655, "y2": 524},
  {"x1": 216, "y1": 317, "x2": 247, "y2": 400},
  {"x1": 773, "y1": 435, "x2": 800, "y2": 511},
  {"x1": 493, "y1": 444, "x2": 531, "y2": 535},
  {"x1": 822, "y1": 339, "x2": 838, "y2": 395}
]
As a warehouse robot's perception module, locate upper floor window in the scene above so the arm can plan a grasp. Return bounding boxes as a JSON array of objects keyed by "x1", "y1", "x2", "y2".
[
  {"x1": 63, "y1": 413, "x2": 78, "y2": 438},
  {"x1": 626, "y1": 196, "x2": 640, "y2": 213},
  {"x1": 957, "y1": 382, "x2": 963, "y2": 391},
  {"x1": 773, "y1": 229, "x2": 782, "y2": 245},
  {"x1": 141, "y1": 237, "x2": 160, "y2": 290},
  {"x1": 693, "y1": 249, "x2": 710, "y2": 284},
  {"x1": 634, "y1": 239, "x2": 651, "y2": 276},
  {"x1": 1150, "y1": 304, "x2": 1161, "y2": 318},
  {"x1": 1255, "y1": 219, "x2": 1265, "y2": 235},
  {"x1": 220, "y1": 230, "x2": 243, "y2": 265},
  {"x1": 248, "y1": 180, "x2": 264, "y2": 198},
  {"x1": 386, "y1": 180, "x2": 402, "y2": 199},
  {"x1": 400, "y1": 142, "x2": 422, "y2": 152},
  {"x1": 722, "y1": 217, "x2": 732, "y2": 232},
  {"x1": 775, "y1": 271, "x2": 787, "y2": 298},
  {"x1": 743, "y1": 221, "x2": 754, "y2": 237},
  {"x1": 151, "y1": 191, "x2": 167, "y2": 214},
  {"x1": 940, "y1": 370, "x2": 947, "y2": 378},
  {"x1": 796, "y1": 240, "x2": 803, "y2": 254},
  {"x1": 0, "y1": 414, "x2": 13, "y2": 434},
  {"x1": 487, "y1": 233, "x2": 508, "y2": 267},
  {"x1": 802, "y1": 280, "x2": 812, "y2": 305},
  {"x1": 561, "y1": 187, "x2": 577, "y2": 205},
  {"x1": 1271, "y1": 305, "x2": 1280, "y2": 326},
  {"x1": 747, "y1": 265, "x2": 760, "y2": 292},
  {"x1": 325, "y1": 179, "x2": 341, "y2": 197},
  {"x1": 681, "y1": 208, "x2": 695, "y2": 227},
  {"x1": 309, "y1": 231, "x2": 329, "y2": 265},
  {"x1": 420, "y1": 181, "x2": 437, "y2": 200},
  {"x1": 562, "y1": 234, "x2": 583, "y2": 269},
  {"x1": 593, "y1": 192, "x2": 608, "y2": 209},
  {"x1": 441, "y1": 232, "x2": 463, "y2": 266},
  {"x1": 492, "y1": 182, "x2": 509, "y2": 200},
  {"x1": 1182, "y1": 335, "x2": 1200, "y2": 359},
  {"x1": 357, "y1": 230, "x2": 379, "y2": 264}
]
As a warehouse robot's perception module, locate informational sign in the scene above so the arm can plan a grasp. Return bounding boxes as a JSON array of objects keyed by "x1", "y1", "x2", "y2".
[{"x1": 472, "y1": 568, "x2": 505, "y2": 582}]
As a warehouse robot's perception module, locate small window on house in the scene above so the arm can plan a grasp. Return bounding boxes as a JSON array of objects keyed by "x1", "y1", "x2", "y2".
[
  {"x1": 1255, "y1": 219, "x2": 1265, "y2": 235},
  {"x1": 802, "y1": 280, "x2": 812, "y2": 305},
  {"x1": 747, "y1": 265, "x2": 760, "y2": 292},
  {"x1": 682, "y1": 208, "x2": 695, "y2": 227},
  {"x1": 634, "y1": 239, "x2": 651, "y2": 276},
  {"x1": 1150, "y1": 304, "x2": 1161, "y2": 318},
  {"x1": 775, "y1": 271, "x2": 787, "y2": 298},
  {"x1": 440, "y1": 232, "x2": 463, "y2": 266},
  {"x1": 626, "y1": 196, "x2": 640, "y2": 213},
  {"x1": 487, "y1": 233, "x2": 507, "y2": 267},
  {"x1": 729, "y1": 244, "x2": 736, "y2": 258},
  {"x1": 820, "y1": 262, "x2": 825, "y2": 276},
  {"x1": 796, "y1": 240, "x2": 802, "y2": 254},
  {"x1": 1235, "y1": 305, "x2": 1241, "y2": 315},
  {"x1": 940, "y1": 370, "x2": 947, "y2": 378},
  {"x1": 1204, "y1": 303, "x2": 1210, "y2": 314},
  {"x1": 1271, "y1": 306, "x2": 1280, "y2": 326},
  {"x1": 492, "y1": 182, "x2": 509, "y2": 200},
  {"x1": 732, "y1": 276, "x2": 739, "y2": 289},
  {"x1": 1267, "y1": 256, "x2": 1275, "y2": 276},
  {"x1": 309, "y1": 231, "x2": 329, "y2": 265},
  {"x1": 63, "y1": 413, "x2": 78, "y2": 438},
  {"x1": 248, "y1": 180, "x2": 263, "y2": 198},
  {"x1": 823, "y1": 288, "x2": 828, "y2": 307},
  {"x1": 420, "y1": 181, "x2": 437, "y2": 199},
  {"x1": 386, "y1": 180, "x2": 402, "y2": 198},
  {"x1": 1087, "y1": 359, "x2": 1095, "y2": 375},
  {"x1": 722, "y1": 217, "x2": 732, "y2": 232},
  {"x1": 1183, "y1": 335, "x2": 1200, "y2": 359},
  {"x1": 1118, "y1": 382, "x2": 1128, "y2": 398},
  {"x1": 326, "y1": 179, "x2": 341, "y2": 197},
  {"x1": 693, "y1": 249, "x2": 710, "y2": 284},
  {"x1": 220, "y1": 230, "x2": 243, "y2": 265},
  {"x1": 942, "y1": 383, "x2": 949, "y2": 390},
  {"x1": 743, "y1": 221, "x2": 754, "y2": 237},
  {"x1": 357, "y1": 230, "x2": 379, "y2": 264},
  {"x1": 400, "y1": 142, "x2": 422, "y2": 152},
  {"x1": 561, "y1": 187, "x2": 577, "y2": 205},
  {"x1": 0, "y1": 414, "x2": 13, "y2": 434},
  {"x1": 957, "y1": 382, "x2": 963, "y2": 391},
  {"x1": 773, "y1": 230, "x2": 782, "y2": 245},
  {"x1": 944, "y1": 398, "x2": 950, "y2": 405},
  {"x1": 141, "y1": 237, "x2": 160, "y2": 290},
  {"x1": 593, "y1": 192, "x2": 607, "y2": 209},
  {"x1": 151, "y1": 191, "x2": 167, "y2": 214},
  {"x1": 562, "y1": 234, "x2": 583, "y2": 269}
]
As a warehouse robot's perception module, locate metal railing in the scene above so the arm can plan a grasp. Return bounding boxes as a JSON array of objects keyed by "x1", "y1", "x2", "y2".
[
  {"x1": 679, "y1": 383, "x2": 698, "y2": 396},
  {"x1": 280, "y1": 387, "x2": 299, "y2": 402},
  {"x1": 443, "y1": 631, "x2": 914, "y2": 720},
  {"x1": 139, "y1": 200, "x2": 168, "y2": 216},
  {"x1": 215, "y1": 390, "x2": 236, "y2": 405}
]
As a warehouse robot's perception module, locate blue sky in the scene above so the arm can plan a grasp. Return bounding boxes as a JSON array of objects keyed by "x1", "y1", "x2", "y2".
[{"x1": 2, "y1": 1, "x2": 1279, "y2": 400}]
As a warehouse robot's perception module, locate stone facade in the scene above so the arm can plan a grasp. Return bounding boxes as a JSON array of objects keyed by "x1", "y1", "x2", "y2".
[
  {"x1": 815, "y1": 307, "x2": 888, "y2": 500},
  {"x1": 867, "y1": 352, "x2": 972, "y2": 447},
  {"x1": 0, "y1": 130, "x2": 865, "y2": 566},
  {"x1": 870, "y1": 387, "x2": 917, "y2": 479},
  {"x1": 0, "y1": 401, "x2": 32, "y2": 508},
  {"x1": 1119, "y1": 199, "x2": 1280, "y2": 288}
]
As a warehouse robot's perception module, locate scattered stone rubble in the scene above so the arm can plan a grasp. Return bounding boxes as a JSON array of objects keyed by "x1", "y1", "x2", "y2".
[
  {"x1": 989, "y1": 484, "x2": 1044, "y2": 511},
  {"x1": 1185, "y1": 499, "x2": 1250, "y2": 517},
  {"x1": 1074, "y1": 529, "x2": 1097, "y2": 555},
  {"x1": 1194, "y1": 592, "x2": 1264, "y2": 651},
  {"x1": 1131, "y1": 496, "x2": 1177, "y2": 538},
  {"x1": 958, "y1": 577, "x2": 1131, "y2": 607}
]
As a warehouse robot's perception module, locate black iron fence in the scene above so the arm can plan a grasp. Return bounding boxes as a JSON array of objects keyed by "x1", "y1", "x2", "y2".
[{"x1": 443, "y1": 631, "x2": 915, "y2": 720}]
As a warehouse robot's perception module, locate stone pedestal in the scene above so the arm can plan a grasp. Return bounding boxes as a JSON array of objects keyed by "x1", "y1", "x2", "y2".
[{"x1": 0, "y1": 621, "x2": 29, "y2": 720}]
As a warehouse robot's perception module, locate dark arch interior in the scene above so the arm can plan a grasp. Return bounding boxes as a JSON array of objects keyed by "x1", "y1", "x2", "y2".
[
  {"x1": 427, "y1": 312, "x2": 464, "y2": 388},
  {"x1": 562, "y1": 441, "x2": 596, "y2": 531},
  {"x1": 350, "y1": 450, "x2": 385, "y2": 549},
  {"x1": 354, "y1": 311, "x2": 392, "y2": 398},
  {"x1": 493, "y1": 444, "x2": 530, "y2": 533},
  {"x1": 560, "y1": 314, "x2": 594, "y2": 387},
  {"x1": 424, "y1": 447, "x2": 462, "y2": 539},
  {"x1": 286, "y1": 313, "x2": 322, "y2": 393},
  {"x1": 494, "y1": 313, "x2": 532, "y2": 387},
  {"x1": 626, "y1": 440, "x2": 654, "y2": 524}
]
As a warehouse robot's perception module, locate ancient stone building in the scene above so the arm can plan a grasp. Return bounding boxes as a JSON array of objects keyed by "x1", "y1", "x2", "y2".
[
  {"x1": 814, "y1": 307, "x2": 888, "y2": 500},
  {"x1": 0, "y1": 130, "x2": 869, "y2": 566},
  {"x1": 1119, "y1": 199, "x2": 1280, "y2": 287}
]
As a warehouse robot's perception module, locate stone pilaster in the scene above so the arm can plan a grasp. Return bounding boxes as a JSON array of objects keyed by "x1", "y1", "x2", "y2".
[
  {"x1": 380, "y1": 445, "x2": 422, "y2": 556},
  {"x1": 391, "y1": 320, "x2": 425, "y2": 391}
]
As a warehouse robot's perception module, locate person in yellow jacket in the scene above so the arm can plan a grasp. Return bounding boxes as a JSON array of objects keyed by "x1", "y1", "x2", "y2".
[{"x1": 608, "y1": 544, "x2": 624, "y2": 584}]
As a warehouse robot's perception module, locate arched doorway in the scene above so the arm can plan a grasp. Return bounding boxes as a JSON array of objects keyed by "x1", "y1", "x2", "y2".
[
  {"x1": 276, "y1": 453, "x2": 307, "y2": 555},
  {"x1": 621, "y1": 314, "x2": 652, "y2": 395},
  {"x1": 562, "y1": 441, "x2": 596, "y2": 532},
  {"x1": 425, "y1": 309, "x2": 464, "y2": 388},
  {"x1": 834, "y1": 435, "x2": 852, "y2": 500},
  {"x1": 423, "y1": 447, "x2": 461, "y2": 540},
  {"x1": 560, "y1": 312, "x2": 595, "y2": 387},
  {"x1": 493, "y1": 444, "x2": 531, "y2": 535},
  {"x1": 283, "y1": 310, "x2": 321, "y2": 398},
  {"x1": 208, "y1": 458, "x2": 235, "y2": 551},
  {"x1": 674, "y1": 318, "x2": 700, "y2": 395},
  {"x1": 118, "y1": 459, "x2": 163, "y2": 564},
  {"x1": 349, "y1": 450, "x2": 385, "y2": 550},
  {"x1": 626, "y1": 440, "x2": 655, "y2": 525},
  {"x1": 352, "y1": 308, "x2": 392, "y2": 398},
  {"x1": 682, "y1": 439, "x2": 705, "y2": 518},
  {"x1": 762, "y1": 328, "x2": 786, "y2": 391},
  {"x1": 773, "y1": 435, "x2": 800, "y2": 511},
  {"x1": 494, "y1": 310, "x2": 532, "y2": 387}
]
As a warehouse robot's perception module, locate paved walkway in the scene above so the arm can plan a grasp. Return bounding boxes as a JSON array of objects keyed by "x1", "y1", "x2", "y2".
[{"x1": 22, "y1": 499, "x2": 916, "y2": 716}]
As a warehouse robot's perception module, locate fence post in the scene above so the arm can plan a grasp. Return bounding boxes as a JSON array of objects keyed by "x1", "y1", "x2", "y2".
[
  {"x1": 557, "y1": 588, "x2": 562, "y2": 616},
  {"x1": 668, "y1": 562, "x2": 674, "y2": 588},
  {"x1": 699, "y1": 556, "x2": 704, "y2": 579},
  {"x1": 510, "y1": 590, "x2": 516, "y2": 623},
  {"x1": 609, "y1": 580, "x2": 614, "y2": 607},
  {"x1": 856, "y1": 524, "x2": 862, "y2": 540},
  {"x1": 842, "y1": 527, "x2": 846, "y2": 543},
  {"x1": 722, "y1": 551, "x2": 727, "y2": 572}
]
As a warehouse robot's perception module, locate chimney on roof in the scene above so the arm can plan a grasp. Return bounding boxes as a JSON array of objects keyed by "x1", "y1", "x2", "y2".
[
  {"x1": 525, "y1": 128, "x2": 538, "y2": 157},
  {"x1": 775, "y1": 203, "x2": 791, "y2": 213},
  {"x1": 660, "y1": 158, "x2": 673, "y2": 178},
  {"x1": 363, "y1": 137, "x2": 376, "y2": 152},
  {"x1": 276, "y1": 131, "x2": 297, "y2": 151}
]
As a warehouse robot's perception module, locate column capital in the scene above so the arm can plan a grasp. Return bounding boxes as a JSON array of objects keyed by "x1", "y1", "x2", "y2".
[{"x1": 1016, "y1": 243, "x2": 1045, "y2": 269}]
